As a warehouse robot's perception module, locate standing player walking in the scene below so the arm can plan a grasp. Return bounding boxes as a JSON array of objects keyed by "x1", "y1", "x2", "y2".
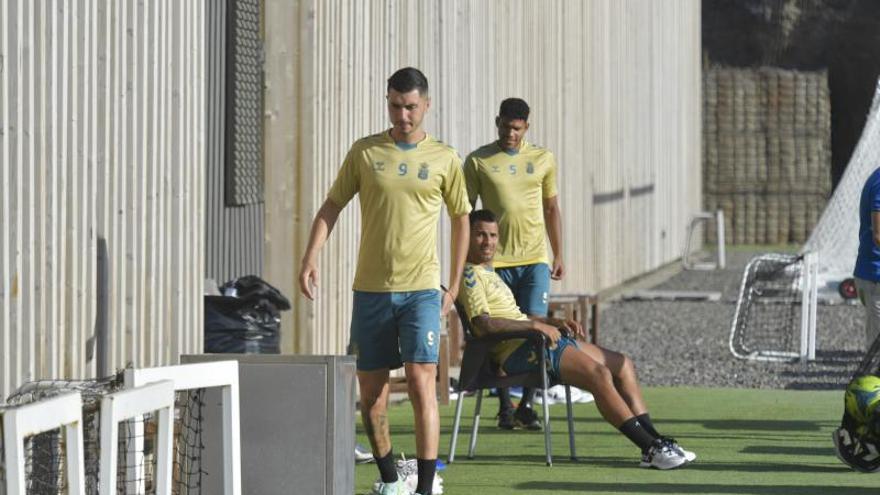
[
  {"x1": 463, "y1": 98, "x2": 565, "y2": 429},
  {"x1": 299, "y1": 67, "x2": 471, "y2": 495}
]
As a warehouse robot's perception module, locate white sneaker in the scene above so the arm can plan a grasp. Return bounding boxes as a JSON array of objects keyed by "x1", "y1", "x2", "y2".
[
  {"x1": 570, "y1": 388, "x2": 595, "y2": 404},
  {"x1": 356, "y1": 443, "x2": 375, "y2": 464},
  {"x1": 660, "y1": 436, "x2": 696, "y2": 462},
  {"x1": 534, "y1": 385, "x2": 595, "y2": 405},
  {"x1": 395, "y1": 455, "x2": 443, "y2": 495},
  {"x1": 370, "y1": 479, "x2": 410, "y2": 495},
  {"x1": 373, "y1": 454, "x2": 444, "y2": 495},
  {"x1": 639, "y1": 438, "x2": 688, "y2": 470}
]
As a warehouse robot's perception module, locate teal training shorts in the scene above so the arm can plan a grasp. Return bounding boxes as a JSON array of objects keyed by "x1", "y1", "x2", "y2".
[
  {"x1": 348, "y1": 289, "x2": 442, "y2": 371},
  {"x1": 501, "y1": 335, "x2": 578, "y2": 381}
]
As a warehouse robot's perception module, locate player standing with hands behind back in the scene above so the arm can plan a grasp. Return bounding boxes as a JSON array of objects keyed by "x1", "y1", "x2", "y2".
[
  {"x1": 463, "y1": 98, "x2": 565, "y2": 430},
  {"x1": 299, "y1": 67, "x2": 471, "y2": 495}
]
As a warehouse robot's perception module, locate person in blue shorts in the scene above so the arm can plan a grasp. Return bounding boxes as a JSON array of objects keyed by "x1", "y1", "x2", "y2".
[
  {"x1": 463, "y1": 98, "x2": 564, "y2": 429},
  {"x1": 457, "y1": 209, "x2": 696, "y2": 470},
  {"x1": 299, "y1": 68, "x2": 471, "y2": 495}
]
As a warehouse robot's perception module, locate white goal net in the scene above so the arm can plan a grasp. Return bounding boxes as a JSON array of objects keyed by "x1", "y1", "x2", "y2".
[
  {"x1": 730, "y1": 79, "x2": 880, "y2": 362},
  {"x1": 730, "y1": 252, "x2": 818, "y2": 362},
  {"x1": 804, "y1": 79, "x2": 880, "y2": 292}
]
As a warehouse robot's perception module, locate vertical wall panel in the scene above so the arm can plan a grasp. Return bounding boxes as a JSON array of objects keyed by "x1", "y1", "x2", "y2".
[
  {"x1": 0, "y1": 0, "x2": 11, "y2": 396},
  {"x1": 204, "y1": 0, "x2": 263, "y2": 286},
  {"x1": 0, "y1": 0, "x2": 206, "y2": 400},
  {"x1": 267, "y1": 0, "x2": 702, "y2": 355}
]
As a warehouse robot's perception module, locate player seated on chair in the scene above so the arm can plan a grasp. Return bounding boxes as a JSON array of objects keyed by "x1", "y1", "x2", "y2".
[{"x1": 456, "y1": 209, "x2": 697, "y2": 469}]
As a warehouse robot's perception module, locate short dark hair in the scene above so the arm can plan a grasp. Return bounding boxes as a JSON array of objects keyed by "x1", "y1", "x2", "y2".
[
  {"x1": 387, "y1": 67, "x2": 429, "y2": 95},
  {"x1": 469, "y1": 209, "x2": 497, "y2": 226},
  {"x1": 498, "y1": 98, "x2": 530, "y2": 121}
]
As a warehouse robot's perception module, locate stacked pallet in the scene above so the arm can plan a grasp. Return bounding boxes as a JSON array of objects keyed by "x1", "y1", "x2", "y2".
[{"x1": 703, "y1": 66, "x2": 831, "y2": 245}]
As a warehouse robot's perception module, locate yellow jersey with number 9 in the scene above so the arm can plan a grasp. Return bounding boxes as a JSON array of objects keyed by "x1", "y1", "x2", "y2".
[
  {"x1": 327, "y1": 131, "x2": 471, "y2": 292},
  {"x1": 463, "y1": 140, "x2": 558, "y2": 268}
]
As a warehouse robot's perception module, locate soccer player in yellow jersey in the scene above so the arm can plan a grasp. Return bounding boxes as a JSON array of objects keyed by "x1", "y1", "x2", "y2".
[
  {"x1": 463, "y1": 98, "x2": 563, "y2": 430},
  {"x1": 298, "y1": 68, "x2": 471, "y2": 495},
  {"x1": 459, "y1": 210, "x2": 696, "y2": 470}
]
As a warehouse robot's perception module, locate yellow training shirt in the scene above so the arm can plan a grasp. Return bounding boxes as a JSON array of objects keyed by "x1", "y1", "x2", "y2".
[
  {"x1": 327, "y1": 131, "x2": 472, "y2": 292},
  {"x1": 463, "y1": 140, "x2": 558, "y2": 268},
  {"x1": 458, "y1": 262, "x2": 529, "y2": 365}
]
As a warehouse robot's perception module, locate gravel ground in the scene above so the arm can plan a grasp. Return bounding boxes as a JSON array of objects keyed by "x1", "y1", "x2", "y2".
[{"x1": 600, "y1": 248, "x2": 866, "y2": 389}]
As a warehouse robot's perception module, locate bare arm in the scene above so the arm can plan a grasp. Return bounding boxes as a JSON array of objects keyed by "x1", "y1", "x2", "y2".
[
  {"x1": 528, "y1": 314, "x2": 585, "y2": 341},
  {"x1": 471, "y1": 314, "x2": 561, "y2": 344},
  {"x1": 872, "y1": 211, "x2": 880, "y2": 248},
  {"x1": 443, "y1": 214, "x2": 470, "y2": 316},
  {"x1": 543, "y1": 195, "x2": 564, "y2": 280},
  {"x1": 298, "y1": 199, "x2": 343, "y2": 300}
]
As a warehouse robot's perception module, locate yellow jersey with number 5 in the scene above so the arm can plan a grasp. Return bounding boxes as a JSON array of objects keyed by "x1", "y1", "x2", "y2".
[
  {"x1": 328, "y1": 131, "x2": 471, "y2": 292},
  {"x1": 463, "y1": 140, "x2": 558, "y2": 268}
]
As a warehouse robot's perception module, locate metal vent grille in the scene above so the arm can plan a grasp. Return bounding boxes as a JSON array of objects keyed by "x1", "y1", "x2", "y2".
[{"x1": 225, "y1": 0, "x2": 264, "y2": 206}]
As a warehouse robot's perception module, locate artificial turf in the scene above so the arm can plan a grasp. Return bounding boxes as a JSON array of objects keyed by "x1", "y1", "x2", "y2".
[{"x1": 356, "y1": 387, "x2": 879, "y2": 494}]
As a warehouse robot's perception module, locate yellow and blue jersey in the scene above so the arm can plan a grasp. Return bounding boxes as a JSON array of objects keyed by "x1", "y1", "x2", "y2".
[
  {"x1": 328, "y1": 131, "x2": 471, "y2": 292},
  {"x1": 458, "y1": 262, "x2": 529, "y2": 365},
  {"x1": 463, "y1": 140, "x2": 558, "y2": 268}
]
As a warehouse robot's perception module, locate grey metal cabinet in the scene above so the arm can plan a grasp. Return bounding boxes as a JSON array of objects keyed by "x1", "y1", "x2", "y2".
[{"x1": 181, "y1": 354, "x2": 356, "y2": 495}]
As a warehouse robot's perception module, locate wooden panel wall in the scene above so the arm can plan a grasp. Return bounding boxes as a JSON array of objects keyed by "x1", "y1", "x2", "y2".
[
  {"x1": 264, "y1": 0, "x2": 702, "y2": 355},
  {"x1": 0, "y1": 0, "x2": 206, "y2": 400}
]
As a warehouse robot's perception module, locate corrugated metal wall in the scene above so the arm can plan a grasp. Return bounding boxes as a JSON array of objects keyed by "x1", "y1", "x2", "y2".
[
  {"x1": 0, "y1": 0, "x2": 206, "y2": 400},
  {"x1": 205, "y1": 0, "x2": 263, "y2": 285},
  {"x1": 265, "y1": 0, "x2": 702, "y2": 355}
]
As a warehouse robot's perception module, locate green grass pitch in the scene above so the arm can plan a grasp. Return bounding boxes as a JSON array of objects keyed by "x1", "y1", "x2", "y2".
[{"x1": 356, "y1": 387, "x2": 879, "y2": 494}]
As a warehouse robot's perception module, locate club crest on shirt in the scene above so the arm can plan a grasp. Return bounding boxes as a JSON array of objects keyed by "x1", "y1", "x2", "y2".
[
  {"x1": 418, "y1": 163, "x2": 430, "y2": 180},
  {"x1": 491, "y1": 165, "x2": 500, "y2": 173},
  {"x1": 372, "y1": 161, "x2": 385, "y2": 172},
  {"x1": 527, "y1": 162, "x2": 535, "y2": 174}
]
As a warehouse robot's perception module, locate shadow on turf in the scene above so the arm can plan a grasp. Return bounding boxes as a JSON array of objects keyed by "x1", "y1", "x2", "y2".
[
  {"x1": 514, "y1": 481, "x2": 876, "y2": 494},
  {"x1": 564, "y1": 417, "x2": 834, "y2": 432},
  {"x1": 462, "y1": 455, "x2": 845, "y2": 473},
  {"x1": 740, "y1": 445, "x2": 834, "y2": 456}
]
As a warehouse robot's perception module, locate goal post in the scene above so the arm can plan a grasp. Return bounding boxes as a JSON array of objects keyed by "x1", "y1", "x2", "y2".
[
  {"x1": 2, "y1": 392, "x2": 86, "y2": 495},
  {"x1": 98, "y1": 380, "x2": 175, "y2": 495},
  {"x1": 800, "y1": 251, "x2": 819, "y2": 361},
  {"x1": 682, "y1": 209, "x2": 726, "y2": 270},
  {"x1": 729, "y1": 252, "x2": 818, "y2": 362},
  {"x1": 124, "y1": 361, "x2": 241, "y2": 495}
]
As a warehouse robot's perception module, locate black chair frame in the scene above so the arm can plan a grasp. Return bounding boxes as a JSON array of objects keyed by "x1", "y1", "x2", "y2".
[{"x1": 447, "y1": 302, "x2": 577, "y2": 466}]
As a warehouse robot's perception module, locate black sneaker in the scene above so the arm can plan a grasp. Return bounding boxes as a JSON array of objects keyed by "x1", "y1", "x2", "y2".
[
  {"x1": 497, "y1": 407, "x2": 516, "y2": 430},
  {"x1": 513, "y1": 406, "x2": 542, "y2": 431}
]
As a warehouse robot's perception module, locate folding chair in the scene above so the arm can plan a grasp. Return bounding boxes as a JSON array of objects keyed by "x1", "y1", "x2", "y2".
[{"x1": 447, "y1": 302, "x2": 577, "y2": 466}]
